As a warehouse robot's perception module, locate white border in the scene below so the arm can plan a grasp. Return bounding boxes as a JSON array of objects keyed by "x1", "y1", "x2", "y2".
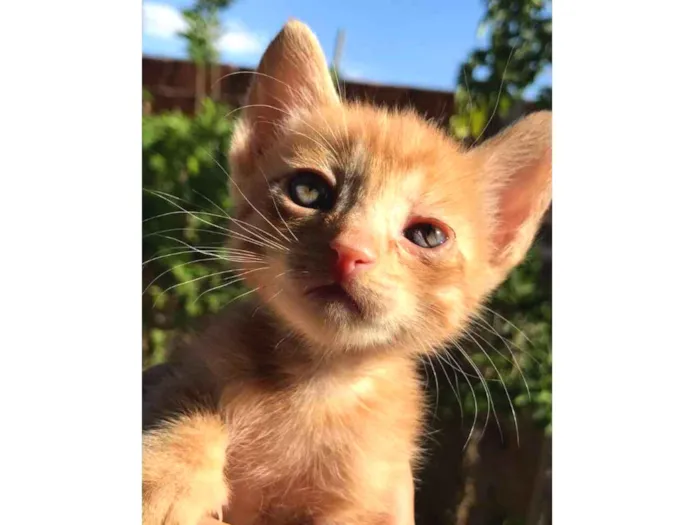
[
  {"x1": 555, "y1": 0, "x2": 700, "y2": 523},
  {"x1": 1, "y1": 1, "x2": 142, "y2": 523},
  {"x1": 1, "y1": 1, "x2": 699, "y2": 523}
]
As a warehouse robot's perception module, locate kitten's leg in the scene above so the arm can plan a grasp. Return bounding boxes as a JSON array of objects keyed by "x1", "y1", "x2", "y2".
[{"x1": 142, "y1": 411, "x2": 230, "y2": 525}]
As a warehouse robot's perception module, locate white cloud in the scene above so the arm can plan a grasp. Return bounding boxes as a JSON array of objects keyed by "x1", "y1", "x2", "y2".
[
  {"x1": 217, "y1": 21, "x2": 265, "y2": 57},
  {"x1": 342, "y1": 63, "x2": 369, "y2": 81},
  {"x1": 143, "y1": 2, "x2": 186, "y2": 40},
  {"x1": 142, "y1": 3, "x2": 264, "y2": 59}
]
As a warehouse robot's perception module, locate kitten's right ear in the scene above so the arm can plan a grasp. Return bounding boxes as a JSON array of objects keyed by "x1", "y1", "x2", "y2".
[
  {"x1": 231, "y1": 20, "x2": 339, "y2": 166},
  {"x1": 475, "y1": 110, "x2": 552, "y2": 284}
]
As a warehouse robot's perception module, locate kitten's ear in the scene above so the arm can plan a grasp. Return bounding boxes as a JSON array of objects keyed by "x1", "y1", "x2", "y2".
[
  {"x1": 231, "y1": 20, "x2": 339, "y2": 161},
  {"x1": 476, "y1": 111, "x2": 552, "y2": 279}
]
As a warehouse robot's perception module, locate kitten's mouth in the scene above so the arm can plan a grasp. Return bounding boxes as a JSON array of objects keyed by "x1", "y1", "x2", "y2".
[{"x1": 305, "y1": 283, "x2": 363, "y2": 315}]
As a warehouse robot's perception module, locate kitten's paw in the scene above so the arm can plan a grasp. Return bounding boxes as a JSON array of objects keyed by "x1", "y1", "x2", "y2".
[
  {"x1": 143, "y1": 412, "x2": 230, "y2": 525},
  {"x1": 143, "y1": 486, "x2": 228, "y2": 525}
]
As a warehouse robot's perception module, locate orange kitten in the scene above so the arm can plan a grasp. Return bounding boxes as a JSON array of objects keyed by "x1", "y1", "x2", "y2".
[{"x1": 142, "y1": 19, "x2": 552, "y2": 525}]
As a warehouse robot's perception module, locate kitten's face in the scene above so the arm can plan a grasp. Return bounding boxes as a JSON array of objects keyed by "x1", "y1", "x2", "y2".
[
  {"x1": 229, "y1": 21, "x2": 551, "y2": 355},
  {"x1": 234, "y1": 105, "x2": 490, "y2": 351}
]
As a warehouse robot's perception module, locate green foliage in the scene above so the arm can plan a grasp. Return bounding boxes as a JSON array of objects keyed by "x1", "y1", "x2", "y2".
[
  {"x1": 441, "y1": 243, "x2": 552, "y2": 434},
  {"x1": 442, "y1": 0, "x2": 553, "y2": 434},
  {"x1": 451, "y1": 0, "x2": 552, "y2": 140},
  {"x1": 142, "y1": 99, "x2": 239, "y2": 368},
  {"x1": 179, "y1": 0, "x2": 235, "y2": 66}
]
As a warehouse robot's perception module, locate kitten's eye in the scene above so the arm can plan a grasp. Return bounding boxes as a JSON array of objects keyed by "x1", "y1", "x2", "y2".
[
  {"x1": 404, "y1": 223, "x2": 448, "y2": 249},
  {"x1": 287, "y1": 171, "x2": 335, "y2": 211}
]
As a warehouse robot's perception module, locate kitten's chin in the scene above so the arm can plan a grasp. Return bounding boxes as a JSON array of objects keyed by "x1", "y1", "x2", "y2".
[{"x1": 262, "y1": 284, "x2": 399, "y2": 351}]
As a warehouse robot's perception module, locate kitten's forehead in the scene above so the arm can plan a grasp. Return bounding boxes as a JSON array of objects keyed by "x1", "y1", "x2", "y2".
[{"x1": 288, "y1": 104, "x2": 471, "y2": 209}]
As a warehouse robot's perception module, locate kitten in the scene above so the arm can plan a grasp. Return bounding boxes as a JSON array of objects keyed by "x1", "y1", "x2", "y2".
[{"x1": 142, "y1": 19, "x2": 552, "y2": 525}]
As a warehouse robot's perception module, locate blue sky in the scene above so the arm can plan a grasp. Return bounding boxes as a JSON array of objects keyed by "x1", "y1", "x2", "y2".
[{"x1": 143, "y1": 0, "x2": 550, "y2": 93}]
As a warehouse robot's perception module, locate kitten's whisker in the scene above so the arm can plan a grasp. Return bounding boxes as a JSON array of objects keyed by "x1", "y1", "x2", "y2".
[
  {"x1": 459, "y1": 63, "x2": 475, "y2": 145},
  {"x1": 479, "y1": 305, "x2": 537, "y2": 349},
  {"x1": 155, "y1": 234, "x2": 265, "y2": 264},
  {"x1": 206, "y1": 151, "x2": 294, "y2": 245},
  {"x1": 194, "y1": 267, "x2": 269, "y2": 305},
  {"x1": 274, "y1": 333, "x2": 290, "y2": 350},
  {"x1": 470, "y1": 327, "x2": 531, "y2": 401},
  {"x1": 425, "y1": 355, "x2": 441, "y2": 419},
  {"x1": 144, "y1": 227, "x2": 236, "y2": 241},
  {"x1": 146, "y1": 191, "x2": 274, "y2": 247},
  {"x1": 142, "y1": 239, "x2": 265, "y2": 261},
  {"x1": 214, "y1": 70, "x2": 295, "y2": 92},
  {"x1": 144, "y1": 200, "x2": 288, "y2": 253},
  {"x1": 153, "y1": 267, "x2": 252, "y2": 307},
  {"x1": 265, "y1": 91, "x2": 345, "y2": 158},
  {"x1": 474, "y1": 46, "x2": 515, "y2": 144},
  {"x1": 470, "y1": 315, "x2": 543, "y2": 370},
  {"x1": 433, "y1": 353, "x2": 464, "y2": 426},
  {"x1": 143, "y1": 256, "x2": 224, "y2": 295},
  {"x1": 143, "y1": 247, "x2": 250, "y2": 267},
  {"x1": 442, "y1": 348, "x2": 480, "y2": 448},
  {"x1": 465, "y1": 331, "x2": 519, "y2": 447},
  {"x1": 255, "y1": 116, "x2": 337, "y2": 159},
  {"x1": 192, "y1": 188, "x2": 290, "y2": 247},
  {"x1": 146, "y1": 186, "x2": 287, "y2": 248},
  {"x1": 229, "y1": 219, "x2": 289, "y2": 252},
  {"x1": 150, "y1": 220, "x2": 281, "y2": 254},
  {"x1": 144, "y1": 209, "x2": 232, "y2": 225},
  {"x1": 255, "y1": 164, "x2": 298, "y2": 243},
  {"x1": 454, "y1": 339, "x2": 500, "y2": 441},
  {"x1": 143, "y1": 248, "x2": 205, "y2": 266},
  {"x1": 230, "y1": 93, "x2": 342, "y2": 160},
  {"x1": 221, "y1": 285, "x2": 262, "y2": 309},
  {"x1": 254, "y1": 288, "x2": 283, "y2": 318}
]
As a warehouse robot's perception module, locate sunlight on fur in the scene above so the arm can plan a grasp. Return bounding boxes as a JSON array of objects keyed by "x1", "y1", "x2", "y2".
[{"x1": 143, "y1": 19, "x2": 551, "y2": 525}]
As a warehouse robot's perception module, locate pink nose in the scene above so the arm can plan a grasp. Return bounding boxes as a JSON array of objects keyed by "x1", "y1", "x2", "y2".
[{"x1": 330, "y1": 237, "x2": 376, "y2": 282}]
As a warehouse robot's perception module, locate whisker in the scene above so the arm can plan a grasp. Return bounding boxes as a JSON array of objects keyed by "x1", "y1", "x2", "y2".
[
  {"x1": 471, "y1": 316, "x2": 543, "y2": 372},
  {"x1": 425, "y1": 355, "x2": 441, "y2": 419},
  {"x1": 465, "y1": 331, "x2": 519, "y2": 446},
  {"x1": 194, "y1": 267, "x2": 270, "y2": 305},
  {"x1": 153, "y1": 267, "x2": 250, "y2": 307},
  {"x1": 206, "y1": 151, "x2": 294, "y2": 245},
  {"x1": 479, "y1": 304, "x2": 537, "y2": 349},
  {"x1": 145, "y1": 194, "x2": 288, "y2": 253},
  {"x1": 470, "y1": 327, "x2": 531, "y2": 401},
  {"x1": 153, "y1": 234, "x2": 268, "y2": 266},
  {"x1": 256, "y1": 164, "x2": 298, "y2": 243},
  {"x1": 459, "y1": 63, "x2": 475, "y2": 144},
  {"x1": 142, "y1": 241, "x2": 264, "y2": 262},
  {"x1": 454, "y1": 339, "x2": 501, "y2": 441},
  {"x1": 143, "y1": 256, "x2": 224, "y2": 296},
  {"x1": 192, "y1": 188, "x2": 291, "y2": 247},
  {"x1": 474, "y1": 46, "x2": 516, "y2": 144},
  {"x1": 220, "y1": 285, "x2": 262, "y2": 309},
  {"x1": 434, "y1": 353, "x2": 464, "y2": 425},
  {"x1": 442, "y1": 349, "x2": 480, "y2": 448}
]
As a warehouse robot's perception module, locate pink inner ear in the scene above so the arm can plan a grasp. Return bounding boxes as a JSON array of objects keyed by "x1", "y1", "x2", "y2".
[
  {"x1": 493, "y1": 160, "x2": 551, "y2": 257},
  {"x1": 481, "y1": 113, "x2": 551, "y2": 271}
]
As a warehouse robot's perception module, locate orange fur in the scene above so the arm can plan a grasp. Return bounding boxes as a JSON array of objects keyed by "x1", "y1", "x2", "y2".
[{"x1": 142, "y1": 19, "x2": 552, "y2": 525}]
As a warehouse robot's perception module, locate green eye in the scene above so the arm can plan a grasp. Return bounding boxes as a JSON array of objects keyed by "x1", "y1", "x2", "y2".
[
  {"x1": 287, "y1": 171, "x2": 335, "y2": 211},
  {"x1": 404, "y1": 223, "x2": 448, "y2": 249}
]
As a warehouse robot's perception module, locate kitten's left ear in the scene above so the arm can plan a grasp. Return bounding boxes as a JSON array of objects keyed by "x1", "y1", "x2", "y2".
[
  {"x1": 476, "y1": 110, "x2": 552, "y2": 279},
  {"x1": 231, "y1": 20, "x2": 339, "y2": 165}
]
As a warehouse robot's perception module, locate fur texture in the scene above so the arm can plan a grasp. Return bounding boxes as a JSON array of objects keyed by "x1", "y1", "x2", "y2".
[{"x1": 142, "y1": 19, "x2": 552, "y2": 525}]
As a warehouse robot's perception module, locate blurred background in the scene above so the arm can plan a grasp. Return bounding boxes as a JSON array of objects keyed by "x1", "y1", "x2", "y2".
[{"x1": 142, "y1": 1, "x2": 552, "y2": 524}]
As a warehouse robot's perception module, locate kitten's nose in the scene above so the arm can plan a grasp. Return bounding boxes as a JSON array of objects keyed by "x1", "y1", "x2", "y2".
[{"x1": 330, "y1": 236, "x2": 377, "y2": 282}]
